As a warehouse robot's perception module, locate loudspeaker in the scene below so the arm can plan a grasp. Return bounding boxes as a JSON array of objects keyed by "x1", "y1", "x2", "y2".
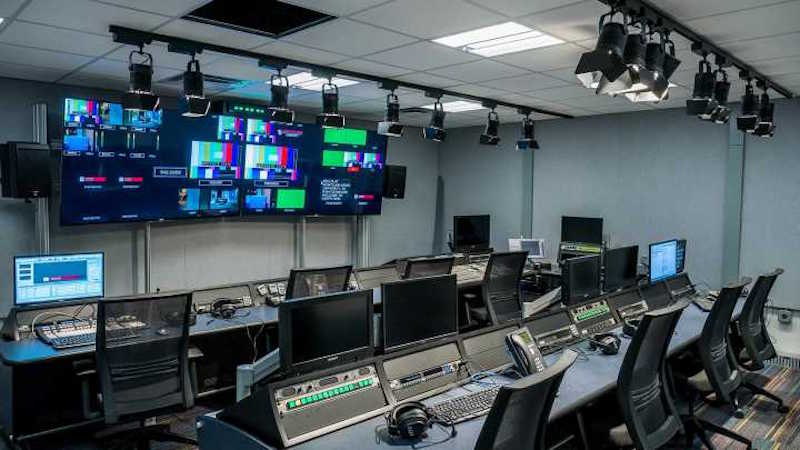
[
  {"x1": 383, "y1": 164, "x2": 406, "y2": 199},
  {"x1": 0, "y1": 142, "x2": 52, "y2": 199}
]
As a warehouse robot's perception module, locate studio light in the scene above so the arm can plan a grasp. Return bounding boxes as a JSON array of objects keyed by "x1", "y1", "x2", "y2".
[
  {"x1": 596, "y1": 29, "x2": 650, "y2": 96},
  {"x1": 267, "y1": 72, "x2": 295, "y2": 124},
  {"x1": 686, "y1": 58, "x2": 715, "y2": 116},
  {"x1": 180, "y1": 56, "x2": 210, "y2": 118},
  {"x1": 752, "y1": 91, "x2": 776, "y2": 138},
  {"x1": 316, "y1": 79, "x2": 345, "y2": 129},
  {"x1": 702, "y1": 70, "x2": 731, "y2": 124},
  {"x1": 737, "y1": 81, "x2": 759, "y2": 132},
  {"x1": 423, "y1": 100, "x2": 446, "y2": 142},
  {"x1": 122, "y1": 48, "x2": 160, "y2": 112},
  {"x1": 623, "y1": 35, "x2": 669, "y2": 103},
  {"x1": 575, "y1": 9, "x2": 628, "y2": 90},
  {"x1": 516, "y1": 115, "x2": 539, "y2": 150},
  {"x1": 479, "y1": 110, "x2": 500, "y2": 146},
  {"x1": 378, "y1": 91, "x2": 403, "y2": 137}
]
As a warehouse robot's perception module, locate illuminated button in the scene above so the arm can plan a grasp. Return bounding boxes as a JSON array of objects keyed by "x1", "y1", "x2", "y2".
[{"x1": 288, "y1": 400, "x2": 296, "y2": 409}]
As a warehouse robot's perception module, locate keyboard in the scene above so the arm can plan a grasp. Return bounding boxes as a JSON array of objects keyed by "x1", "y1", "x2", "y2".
[
  {"x1": 428, "y1": 386, "x2": 500, "y2": 424},
  {"x1": 36, "y1": 319, "x2": 148, "y2": 349},
  {"x1": 453, "y1": 264, "x2": 486, "y2": 284}
]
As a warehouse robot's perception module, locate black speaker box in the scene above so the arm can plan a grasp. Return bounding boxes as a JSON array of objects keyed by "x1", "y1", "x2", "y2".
[
  {"x1": 382, "y1": 164, "x2": 406, "y2": 199},
  {"x1": 0, "y1": 142, "x2": 52, "y2": 199}
]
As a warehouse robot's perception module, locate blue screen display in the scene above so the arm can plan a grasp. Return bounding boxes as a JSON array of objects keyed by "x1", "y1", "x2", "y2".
[
  {"x1": 60, "y1": 99, "x2": 388, "y2": 225},
  {"x1": 14, "y1": 253, "x2": 104, "y2": 306},
  {"x1": 649, "y1": 240, "x2": 677, "y2": 282}
]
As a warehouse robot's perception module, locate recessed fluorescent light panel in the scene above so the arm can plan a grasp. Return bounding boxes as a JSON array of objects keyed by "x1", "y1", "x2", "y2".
[
  {"x1": 285, "y1": 72, "x2": 358, "y2": 91},
  {"x1": 433, "y1": 22, "x2": 563, "y2": 57},
  {"x1": 422, "y1": 100, "x2": 484, "y2": 113}
]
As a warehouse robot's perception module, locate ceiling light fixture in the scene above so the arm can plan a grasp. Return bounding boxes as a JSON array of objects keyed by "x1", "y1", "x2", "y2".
[
  {"x1": 286, "y1": 71, "x2": 358, "y2": 91},
  {"x1": 596, "y1": 19, "x2": 650, "y2": 96},
  {"x1": 378, "y1": 90, "x2": 403, "y2": 137},
  {"x1": 737, "y1": 80, "x2": 759, "y2": 132},
  {"x1": 267, "y1": 70, "x2": 295, "y2": 124},
  {"x1": 575, "y1": 8, "x2": 628, "y2": 90},
  {"x1": 479, "y1": 108, "x2": 501, "y2": 146},
  {"x1": 317, "y1": 77, "x2": 344, "y2": 128},
  {"x1": 516, "y1": 111, "x2": 539, "y2": 150},
  {"x1": 751, "y1": 88, "x2": 776, "y2": 138},
  {"x1": 686, "y1": 56, "x2": 715, "y2": 116},
  {"x1": 122, "y1": 47, "x2": 160, "y2": 112},
  {"x1": 422, "y1": 100, "x2": 484, "y2": 113},
  {"x1": 433, "y1": 22, "x2": 563, "y2": 57},
  {"x1": 699, "y1": 68, "x2": 730, "y2": 123},
  {"x1": 180, "y1": 55, "x2": 210, "y2": 118},
  {"x1": 423, "y1": 97, "x2": 446, "y2": 142},
  {"x1": 623, "y1": 31, "x2": 670, "y2": 103}
]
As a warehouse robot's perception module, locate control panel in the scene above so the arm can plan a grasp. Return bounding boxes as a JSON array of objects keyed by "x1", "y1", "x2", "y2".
[
  {"x1": 452, "y1": 263, "x2": 486, "y2": 284},
  {"x1": 382, "y1": 342, "x2": 467, "y2": 402},
  {"x1": 461, "y1": 326, "x2": 517, "y2": 372},
  {"x1": 569, "y1": 299, "x2": 618, "y2": 336},
  {"x1": 607, "y1": 289, "x2": 649, "y2": 322},
  {"x1": 560, "y1": 242, "x2": 602, "y2": 253},
  {"x1": 252, "y1": 279, "x2": 288, "y2": 306},
  {"x1": 353, "y1": 266, "x2": 400, "y2": 290},
  {"x1": 525, "y1": 311, "x2": 581, "y2": 354},
  {"x1": 274, "y1": 366, "x2": 381, "y2": 414},
  {"x1": 666, "y1": 273, "x2": 695, "y2": 299}
]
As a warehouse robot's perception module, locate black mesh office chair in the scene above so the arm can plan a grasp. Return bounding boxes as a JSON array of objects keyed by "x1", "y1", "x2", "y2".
[
  {"x1": 468, "y1": 251, "x2": 528, "y2": 325},
  {"x1": 286, "y1": 265, "x2": 352, "y2": 299},
  {"x1": 609, "y1": 301, "x2": 688, "y2": 449},
  {"x1": 734, "y1": 268, "x2": 783, "y2": 370},
  {"x1": 475, "y1": 349, "x2": 578, "y2": 450},
  {"x1": 95, "y1": 292, "x2": 197, "y2": 448},
  {"x1": 402, "y1": 256, "x2": 455, "y2": 279},
  {"x1": 683, "y1": 278, "x2": 788, "y2": 449}
]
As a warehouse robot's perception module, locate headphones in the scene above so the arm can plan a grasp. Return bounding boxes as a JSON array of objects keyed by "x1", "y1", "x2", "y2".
[
  {"x1": 622, "y1": 318, "x2": 641, "y2": 338},
  {"x1": 588, "y1": 333, "x2": 621, "y2": 355},
  {"x1": 211, "y1": 299, "x2": 238, "y2": 319},
  {"x1": 385, "y1": 401, "x2": 456, "y2": 441}
]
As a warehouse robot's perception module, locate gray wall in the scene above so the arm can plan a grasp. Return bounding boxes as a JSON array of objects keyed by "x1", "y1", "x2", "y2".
[{"x1": 0, "y1": 77, "x2": 439, "y2": 315}]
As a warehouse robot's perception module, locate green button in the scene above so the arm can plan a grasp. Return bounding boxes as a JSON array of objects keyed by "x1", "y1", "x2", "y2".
[
  {"x1": 313, "y1": 395, "x2": 320, "y2": 401},
  {"x1": 300, "y1": 398, "x2": 307, "y2": 405},
  {"x1": 288, "y1": 401, "x2": 295, "y2": 408}
]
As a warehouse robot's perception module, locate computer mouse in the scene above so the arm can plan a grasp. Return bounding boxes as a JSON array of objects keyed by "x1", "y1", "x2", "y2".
[{"x1": 156, "y1": 328, "x2": 169, "y2": 336}]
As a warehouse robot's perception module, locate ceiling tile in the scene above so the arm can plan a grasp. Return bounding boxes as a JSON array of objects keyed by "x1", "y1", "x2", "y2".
[
  {"x1": 341, "y1": 99, "x2": 386, "y2": 114},
  {"x1": 526, "y1": 84, "x2": 594, "y2": 101},
  {"x1": 95, "y1": 0, "x2": 210, "y2": 17},
  {"x1": 648, "y1": 0, "x2": 790, "y2": 21},
  {"x1": 253, "y1": 41, "x2": 350, "y2": 65},
  {"x1": 394, "y1": 71, "x2": 462, "y2": 88},
  {"x1": 450, "y1": 84, "x2": 509, "y2": 98},
  {"x1": 755, "y1": 55, "x2": 800, "y2": 77},
  {"x1": 60, "y1": 72, "x2": 130, "y2": 91},
  {"x1": 279, "y1": 0, "x2": 392, "y2": 16},
  {"x1": 542, "y1": 67, "x2": 578, "y2": 82},
  {"x1": 685, "y1": 2, "x2": 800, "y2": 44},
  {"x1": 478, "y1": 0, "x2": 584, "y2": 18},
  {"x1": 106, "y1": 42, "x2": 220, "y2": 70},
  {"x1": 428, "y1": 59, "x2": 529, "y2": 83},
  {"x1": 518, "y1": 1, "x2": 609, "y2": 42},
  {"x1": 0, "y1": 62, "x2": 69, "y2": 82},
  {"x1": 364, "y1": 41, "x2": 480, "y2": 71},
  {"x1": 282, "y1": 18, "x2": 417, "y2": 57},
  {"x1": 560, "y1": 94, "x2": 630, "y2": 110},
  {"x1": 352, "y1": 0, "x2": 505, "y2": 39},
  {"x1": 0, "y1": 42, "x2": 93, "y2": 71},
  {"x1": 494, "y1": 42, "x2": 585, "y2": 72},
  {"x1": 0, "y1": 0, "x2": 25, "y2": 17},
  {"x1": 0, "y1": 21, "x2": 117, "y2": 56},
  {"x1": 203, "y1": 55, "x2": 274, "y2": 82},
  {"x1": 723, "y1": 32, "x2": 800, "y2": 63},
  {"x1": 333, "y1": 58, "x2": 412, "y2": 77},
  {"x1": 155, "y1": 19, "x2": 272, "y2": 49},
  {"x1": 19, "y1": 0, "x2": 170, "y2": 35},
  {"x1": 481, "y1": 72, "x2": 568, "y2": 92},
  {"x1": 337, "y1": 82, "x2": 386, "y2": 100},
  {"x1": 65, "y1": 57, "x2": 181, "y2": 84}
]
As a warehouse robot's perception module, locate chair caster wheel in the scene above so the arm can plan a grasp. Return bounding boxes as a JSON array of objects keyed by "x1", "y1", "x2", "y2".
[
  {"x1": 734, "y1": 408, "x2": 745, "y2": 419},
  {"x1": 778, "y1": 405, "x2": 790, "y2": 414}
]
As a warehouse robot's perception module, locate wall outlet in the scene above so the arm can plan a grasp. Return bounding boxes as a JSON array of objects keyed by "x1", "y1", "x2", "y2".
[{"x1": 778, "y1": 309, "x2": 793, "y2": 324}]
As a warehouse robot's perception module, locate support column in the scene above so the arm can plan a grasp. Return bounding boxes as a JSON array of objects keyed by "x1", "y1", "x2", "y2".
[
  {"x1": 294, "y1": 216, "x2": 306, "y2": 268},
  {"x1": 144, "y1": 222, "x2": 152, "y2": 293},
  {"x1": 722, "y1": 119, "x2": 745, "y2": 283}
]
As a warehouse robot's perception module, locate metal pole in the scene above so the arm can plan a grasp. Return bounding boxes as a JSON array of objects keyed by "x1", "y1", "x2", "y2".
[
  {"x1": 144, "y1": 222, "x2": 152, "y2": 293},
  {"x1": 32, "y1": 103, "x2": 51, "y2": 254}
]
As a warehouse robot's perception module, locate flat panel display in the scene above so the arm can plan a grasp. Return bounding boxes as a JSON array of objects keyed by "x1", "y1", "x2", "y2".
[{"x1": 14, "y1": 253, "x2": 104, "y2": 306}]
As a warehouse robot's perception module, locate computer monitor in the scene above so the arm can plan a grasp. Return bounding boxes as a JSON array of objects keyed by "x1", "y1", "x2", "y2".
[
  {"x1": 676, "y1": 239, "x2": 687, "y2": 273},
  {"x1": 649, "y1": 240, "x2": 678, "y2": 282},
  {"x1": 604, "y1": 245, "x2": 639, "y2": 292},
  {"x1": 561, "y1": 216, "x2": 603, "y2": 244},
  {"x1": 278, "y1": 289, "x2": 374, "y2": 375},
  {"x1": 562, "y1": 255, "x2": 601, "y2": 305},
  {"x1": 286, "y1": 265, "x2": 352, "y2": 300},
  {"x1": 508, "y1": 238, "x2": 545, "y2": 258},
  {"x1": 382, "y1": 274, "x2": 458, "y2": 352},
  {"x1": 640, "y1": 281, "x2": 671, "y2": 309},
  {"x1": 454, "y1": 215, "x2": 490, "y2": 252},
  {"x1": 13, "y1": 252, "x2": 104, "y2": 306}
]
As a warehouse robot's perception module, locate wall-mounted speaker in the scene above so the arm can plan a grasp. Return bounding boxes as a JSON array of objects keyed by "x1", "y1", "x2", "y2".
[
  {"x1": 0, "y1": 142, "x2": 53, "y2": 199},
  {"x1": 383, "y1": 164, "x2": 406, "y2": 199}
]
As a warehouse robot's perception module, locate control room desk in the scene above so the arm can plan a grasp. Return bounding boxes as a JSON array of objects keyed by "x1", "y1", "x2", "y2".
[{"x1": 197, "y1": 301, "x2": 741, "y2": 450}]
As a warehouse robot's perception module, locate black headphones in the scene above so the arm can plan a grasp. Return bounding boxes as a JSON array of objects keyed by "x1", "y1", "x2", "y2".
[
  {"x1": 588, "y1": 333, "x2": 621, "y2": 355},
  {"x1": 211, "y1": 299, "x2": 237, "y2": 319},
  {"x1": 622, "y1": 318, "x2": 641, "y2": 338},
  {"x1": 385, "y1": 401, "x2": 456, "y2": 441}
]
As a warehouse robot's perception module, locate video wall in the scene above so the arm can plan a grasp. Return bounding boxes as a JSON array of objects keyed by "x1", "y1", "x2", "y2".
[{"x1": 60, "y1": 98, "x2": 387, "y2": 225}]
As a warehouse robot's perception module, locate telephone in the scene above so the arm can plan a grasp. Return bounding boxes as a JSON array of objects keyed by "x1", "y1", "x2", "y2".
[{"x1": 505, "y1": 328, "x2": 546, "y2": 376}]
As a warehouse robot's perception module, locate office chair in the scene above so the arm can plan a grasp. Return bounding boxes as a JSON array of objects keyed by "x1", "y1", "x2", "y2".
[
  {"x1": 402, "y1": 256, "x2": 455, "y2": 279},
  {"x1": 609, "y1": 301, "x2": 689, "y2": 449},
  {"x1": 682, "y1": 278, "x2": 787, "y2": 449},
  {"x1": 286, "y1": 265, "x2": 352, "y2": 299},
  {"x1": 468, "y1": 251, "x2": 528, "y2": 325},
  {"x1": 95, "y1": 292, "x2": 197, "y2": 449},
  {"x1": 734, "y1": 268, "x2": 783, "y2": 370},
  {"x1": 475, "y1": 349, "x2": 578, "y2": 450}
]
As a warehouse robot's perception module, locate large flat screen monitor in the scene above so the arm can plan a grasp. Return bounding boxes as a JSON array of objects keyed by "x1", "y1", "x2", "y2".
[
  {"x1": 453, "y1": 215, "x2": 490, "y2": 252},
  {"x1": 382, "y1": 274, "x2": 458, "y2": 352},
  {"x1": 649, "y1": 240, "x2": 678, "y2": 282},
  {"x1": 14, "y1": 252, "x2": 104, "y2": 306},
  {"x1": 604, "y1": 245, "x2": 639, "y2": 292},
  {"x1": 563, "y1": 254, "x2": 601, "y2": 305},
  {"x1": 278, "y1": 289, "x2": 373, "y2": 375},
  {"x1": 561, "y1": 216, "x2": 603, "y2": 244}
]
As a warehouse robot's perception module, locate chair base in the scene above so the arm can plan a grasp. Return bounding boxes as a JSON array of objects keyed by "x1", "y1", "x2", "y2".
[
  {"x1": 682, "y1": 415, "x2": 752, "y2": 450},
  {"x1": 742, "y1": 381, "x2": 790, "y2": 413},
  {"x1": 98, "y1": 422, "x2": 197, "y2": 450}
]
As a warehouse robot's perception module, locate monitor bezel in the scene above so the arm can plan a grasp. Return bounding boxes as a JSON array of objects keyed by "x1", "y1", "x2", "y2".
[
  {"x1": 603, "y1": 245, "x2": 639, "y2": 292},
  {"x1": 519, "y1": 238, "x2": 545, "y2": 258},
  {"x1": 381, "y1": 274, "x2": 459, "y2": 353},
  {"x1": 278, "y1": 289, "x2": 374, "y2": 376},
  {"x1": 12, "y1": 251, "x2": 105, "y2": 307},
  {"x1": 453, "y1": 214, "x2": 491, "y2": 252},
  {"x1": 560, "y1": 216, "x2": 603, "y2": 245},
  {"x1": 565, "y1": 254, "x2": 602, "y2": 305},
  {"x1": 648, "y1": 239, "x2": 678, "y2": 283}
]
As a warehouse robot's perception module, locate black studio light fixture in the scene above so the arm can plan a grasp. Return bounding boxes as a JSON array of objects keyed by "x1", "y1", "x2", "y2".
[
  {"x1": 479, "y1": 106, "x2": 501, "y2": 146},
  {"x1": 423, "y1": 97, "x2": 446, "y2": 142},
  {"x1": 267, "y1": 71, "x2": 295, "y2": 124},
  {"x1": 737, "y1": 80, "x2": 759, "y2": 132},
  {"x1": 622, "y1": 31, "x2": 671, "y2": 103},
  {"x1": 751, "y1": 87, "x2": 776, "y2": 138},
  {"x1": 122, "y1": 47, "x2": 160, "y2": 112},
  {"x1": 516, "y1": 111, "x2": 539, "y2": 150},
  {"x1": 686, "y1": 57, "x2": 715, "y2": 116},
  {"x1": 378, "y1": 86, "x2": 403, "y2": 137},
  {"x1": 180, "y1": 55, "x2": 210, "y2": 118},
  {"x1": 317, "y1": 76, "x2": 345, "y2": 129},
  {"x1": 700, "y1": 69, "x2": 731, "y2": 124},
  {"x1": 576, "y1": 7, "x2": 628, "y2": 91}
]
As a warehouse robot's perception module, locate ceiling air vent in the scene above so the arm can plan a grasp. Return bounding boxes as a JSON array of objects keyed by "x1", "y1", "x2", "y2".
[{"x1": 184, "y1": 0, "x2": 335, "y2": 38}]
